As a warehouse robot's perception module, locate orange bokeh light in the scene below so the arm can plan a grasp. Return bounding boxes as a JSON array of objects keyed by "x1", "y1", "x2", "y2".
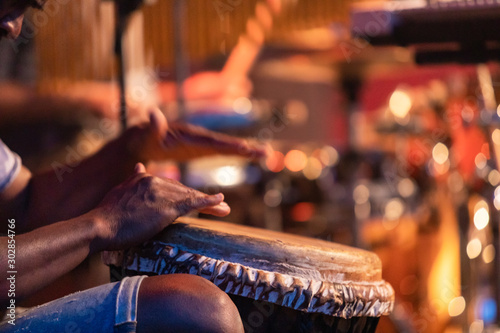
[
  {"x1": 291, "y1": 202, "x2": 315, "y2": 222},
  {"x1": 266, "y1": 151, "x2": 285, "y2": 172},
  {"x1": 284, "y1": 150, "x2": 307, "y2": 172}
]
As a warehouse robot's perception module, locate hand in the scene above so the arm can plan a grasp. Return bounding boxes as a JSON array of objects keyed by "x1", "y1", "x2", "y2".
[
  {"x1": 130, "y1": 108, "x2": 267, "y2": 162},
  {"x1": 91, "y1": 163, "x2": 230, "y2": 251}
]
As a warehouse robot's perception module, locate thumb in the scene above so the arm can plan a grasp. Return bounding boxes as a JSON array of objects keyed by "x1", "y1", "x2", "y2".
[
  {"x1": 134, "y1": 163, "x2": 147, "y2": 174},
  {"x1": 149, "y1": 107, "x2": 169, "y2": 139}
]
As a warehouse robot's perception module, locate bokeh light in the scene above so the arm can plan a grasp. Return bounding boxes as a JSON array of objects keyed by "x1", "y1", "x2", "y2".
[
  {"x1": 483, "y1": 244, "x2": 495, "y2": 264},
  {"x1": 492, "y1": 129, "x2": 500, "y2": 145},
  {"x1": 474, "y1": 201, "x2": 490, "y2": 230},
  {"x1": 264, "y1": 189, "x2": 282, "y2": 207},
  {"x1": 389, "y1": 89, "x2": 412, "y2": 122},
  {"x1": 291, "y1": 202, "x2": 315, "y2": 222},
  {"x1": 448, "y1": 296, "x2": 466, "y2": 317},
  {"x1": 467, "y1": 238, "x2": 482, "y2": 259},
  {"x1": 353, "y1": 184, "x2": 370, "y2": 204},
  {"x1": 398, "y1": 178, "x2": 416, "y2": 198},
  {"x1": 469, "y1": 320, "x2": 484, "y2": 333},
  {"x1": 303, "y1": 157, "x2": 323, "y2": 180},
  {"x1": 488, "y1": 170, "x2": 500, "y2": 186},
  {"x1": 232, "y1": 97, "x2": 253, "y2": 114},
  {"x1": 475, "y1": 153, "x2": 488, "y2": 169},
  {"x1": 284, "y1": 150, "x2": 308, "y2": 172},
  {"x1": 478, "y1": 298, "x2": 497, "y2": 324},
  {"x1": 317, "y1": 146, "x2": 339, "y2": 167},
  {"x1": 213, "y1": 166, "x2": 245, "y2": 187},
  {"x1": 495, "y1": 186, "x2": 500, "y2": 210},
  {"x1": 432, "y1": 143, "x2": 449, "y2": 165},
  {"x1": 384, "y1": 198, "x2": 405, "y2": 220},
  {"x1": 265, "y1": 150, "x2": 285, "y2": 173}
]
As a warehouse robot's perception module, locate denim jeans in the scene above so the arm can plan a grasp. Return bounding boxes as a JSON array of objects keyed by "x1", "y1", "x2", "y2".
[{"x1": 0, "y1": 275, "x2": 147, "y2": 333}]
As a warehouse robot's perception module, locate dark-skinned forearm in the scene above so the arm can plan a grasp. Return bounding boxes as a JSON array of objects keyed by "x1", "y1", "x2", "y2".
[
  {"x1": 21, "y1": 128, "x2": 143, "y2": 231},
  {"x1": 0, "y1": 213, "x2": 101, "y2": 307}
]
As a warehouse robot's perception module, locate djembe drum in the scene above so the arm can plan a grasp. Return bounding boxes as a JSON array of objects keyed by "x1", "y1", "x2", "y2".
[{"x1": 104, "y1": 217, "x2": 394, "y2": 333}]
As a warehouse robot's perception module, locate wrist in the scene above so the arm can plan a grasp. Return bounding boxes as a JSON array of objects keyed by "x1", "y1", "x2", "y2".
[{"x1": 84, "y1": 209, "x2": 113, "y2": 254}]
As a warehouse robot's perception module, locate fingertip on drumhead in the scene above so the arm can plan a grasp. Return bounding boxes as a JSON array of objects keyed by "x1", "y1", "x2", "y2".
[
  {"x1": 202, "y1": 202, "x2": 231, "y2": 217},
  {"x1": 215, "y1": 201, "x2": 231, "y2": 216}
]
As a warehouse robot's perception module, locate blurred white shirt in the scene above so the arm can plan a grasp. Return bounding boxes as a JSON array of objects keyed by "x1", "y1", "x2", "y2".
[{"x1": 0, "y1": 139, "x2": 21, "y2": 192}]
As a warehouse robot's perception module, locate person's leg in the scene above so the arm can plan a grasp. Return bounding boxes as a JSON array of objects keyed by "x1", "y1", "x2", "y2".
[
  {"x1": 136, "y1": 274, "x2": 244, "y2": 333},
  {"x1": 0, "y1": 277, "x2": 123, "y2": 333},
  {"x1": 0, "y1": 274, "x2": 243, "y2": 333}
]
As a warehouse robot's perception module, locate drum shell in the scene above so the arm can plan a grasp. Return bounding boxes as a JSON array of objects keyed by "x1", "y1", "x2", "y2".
[{"x1": 231, "y1": 295, "x2": 380, "y2": 333}]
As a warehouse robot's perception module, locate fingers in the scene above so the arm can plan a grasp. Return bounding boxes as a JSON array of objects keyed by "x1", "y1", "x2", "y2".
[
  {"x1": 199, "y1": 201, "x2": 231, "y2": 217},
  {"x1": 125, "y1": 165, "x2": 233, "y2": 219},
  {"x1": 134, "y1": 163, "x2": 147, "y2": 174},
  {"x1": 193, "y1": 194, "x2": 231, "y2": 217},
  {"x1": 190, "y1": 192, "x2": 224, "y2": 210},
  {"x1": 237, "y1": 139, "x2": 268, "y2": 159},
  {"x1": 149, "y1": 107, "x2": 169, "y2": 139},
  {"x1": 175, "y1": 192, "x2": 230, "y2": 217},
  {"x1": 166, "y1": 122, "x2": 267, "y2": 160}
]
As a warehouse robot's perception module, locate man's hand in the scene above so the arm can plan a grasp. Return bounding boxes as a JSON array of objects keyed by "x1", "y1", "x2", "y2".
[
  {"x1": 91, "y1": 163, "x2": 229, "y2": 252},
  {"x1": 129, "y1": 108, "x2": 267, "y2": 162}
]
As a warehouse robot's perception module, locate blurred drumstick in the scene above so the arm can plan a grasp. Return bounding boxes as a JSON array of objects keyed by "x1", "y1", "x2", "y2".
[
  {"x1": 477, "y1": 65, "x2": 496, "y2": 112},
  {"x1": 221, "y1": 0, "x2": 283, "y2": 79},
  {"x1": 477, "y1": 65, "x2": 500, "y2": 171}
]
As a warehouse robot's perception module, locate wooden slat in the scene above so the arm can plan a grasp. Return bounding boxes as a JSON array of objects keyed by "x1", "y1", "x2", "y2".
[{"x1": 36, "y1": 0, "x2": 351, "y2": 87}]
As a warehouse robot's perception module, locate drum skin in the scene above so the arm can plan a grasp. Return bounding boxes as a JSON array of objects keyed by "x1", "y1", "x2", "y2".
[{"x1": 104, "y1": 217, "x2": 394, "y2": 332}]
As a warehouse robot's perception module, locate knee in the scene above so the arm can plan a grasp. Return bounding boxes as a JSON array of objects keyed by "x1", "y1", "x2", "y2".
[
  {"x1": 137, "y1": 274, "x2": 243, "y2": 333},
  {"x1": 194, "y1": 276, "x2": 243, "y2": 333}
]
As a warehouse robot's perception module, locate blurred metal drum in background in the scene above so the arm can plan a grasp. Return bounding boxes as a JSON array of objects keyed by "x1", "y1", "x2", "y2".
[{"x1": 104, "y1": 217, "x2": 394, "y2": 333}]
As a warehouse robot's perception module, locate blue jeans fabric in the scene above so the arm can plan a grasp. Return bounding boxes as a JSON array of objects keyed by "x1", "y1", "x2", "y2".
[{"x1": 0, "y1": 275, "x2": 147, "y2": 333}]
